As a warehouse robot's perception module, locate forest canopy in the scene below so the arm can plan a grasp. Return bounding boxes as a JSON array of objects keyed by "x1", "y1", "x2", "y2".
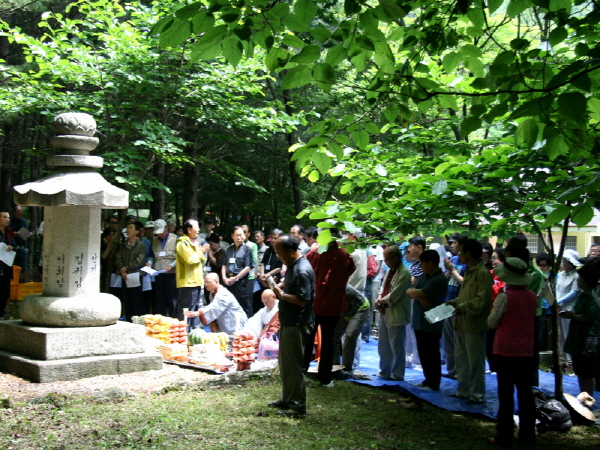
[{"x1": 1, "y1": 0, "x2": 600, "y2": 244}]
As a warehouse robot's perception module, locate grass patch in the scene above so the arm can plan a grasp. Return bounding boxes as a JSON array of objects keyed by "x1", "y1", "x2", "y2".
[{"x1": 1, "y1": 377, "x2": 598, "y2": 450}]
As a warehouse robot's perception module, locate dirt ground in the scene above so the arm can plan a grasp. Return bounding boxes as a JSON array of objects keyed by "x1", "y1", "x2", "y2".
[{"x1": 0, "y1": 363, "x2": 214, "y2": 403}]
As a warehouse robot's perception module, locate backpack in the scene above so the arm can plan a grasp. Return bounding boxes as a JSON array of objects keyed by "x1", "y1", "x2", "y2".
[
  {"x1": 367, "y1": 254, "x2": 378, "y2": 279},
  {"x1": 532, "y1": 388, "x2": 572, "y2": 432}
]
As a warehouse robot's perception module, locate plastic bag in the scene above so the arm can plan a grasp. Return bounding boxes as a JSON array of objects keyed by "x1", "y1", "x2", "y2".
[{"x1": 258, "y1": 334, "x2": 279, "y2": 361}]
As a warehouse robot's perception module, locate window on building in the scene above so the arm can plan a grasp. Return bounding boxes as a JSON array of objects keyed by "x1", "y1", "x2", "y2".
[
  {"x1": 525, "y1": 234, "x2": 539, "y2": 253},
  {"x1": 565, "y1": 236, "x2": 577, "y2": 251}
]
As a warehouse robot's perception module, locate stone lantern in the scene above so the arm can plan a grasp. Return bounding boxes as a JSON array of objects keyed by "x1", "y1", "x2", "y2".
[{"x1": 0, "y1": 113, "x2": 162, "y2": 382}]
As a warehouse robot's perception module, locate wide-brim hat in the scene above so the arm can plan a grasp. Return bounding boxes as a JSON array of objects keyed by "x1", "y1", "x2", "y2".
[
  {"x1": 493, "y1": 257, "x2": 533, "y2": 285},
  {"x1": 563, "y1": 249, "x2": 581, "y2": 267},
  {"x1": 153, "y1": 219, "x2": 167, "y2": 234}
]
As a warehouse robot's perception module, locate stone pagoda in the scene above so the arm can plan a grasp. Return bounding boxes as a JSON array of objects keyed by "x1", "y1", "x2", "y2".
[{"x1": 0, "y1": 113, "x2": 162, "y2": 382}]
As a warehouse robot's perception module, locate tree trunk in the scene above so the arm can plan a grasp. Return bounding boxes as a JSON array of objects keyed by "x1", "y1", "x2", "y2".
[
  {"x1": 0, "y1": 121, "x2": 17, "y2": 213},
  {"x1": 182, "y1": 153, "x2": 199, "y2": 221},
  {"x1": 150, "y1": 161, "x2": 165, "y2": 220},
  {"x1": 281, "y1": 84, "x2": 303, "y2": 220}
]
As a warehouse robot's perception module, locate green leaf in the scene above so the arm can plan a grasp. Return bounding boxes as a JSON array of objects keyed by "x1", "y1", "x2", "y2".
[
  {"x1": 311, "y1": 27, "x2": 331, "y2": 42},
  {"x1": 379, "y1": 0, "x2": 405, "y2": 19},
  {"x1": 317, "y1": 228, "x2": 333, "y2": 246},
  {"x1": 364, "y1": 122, "x2": 380, "y2": 135},
  {"x1": 282, "y1": 34, "x2": 306, "y2": 48},
  {"x1": 295, "y1": 0, "x2": 318, "y2": 23},
  {"x1": 313, "y1": 152, "x2": 332, "y2": 175},
  {"x1": 453, "y1": 190, "x2": 468, "y2": 196},
  {"x1": 290, "y1": 44, "x2": 321, "y2": 63},
  {"x1": 340, "y1": 182, "x2": 354, "y2": 194},
  {"x1": 344, "y1": 221, "x2": 357, "y2": 233},
  {"x1": 313, "y1": 63, "x2": 335, "y2": 90},
  {"x1": 352, "y1": 130, "x2": 369, "y2": 149},
  {"x1": 549, "y1": 0, "x2": 571, "y2": 13},
  {"x1": 284, "y1": 13, "x2": 310, "y2": 32},
  {"x1": 461, "y1": 44, "x2": 482, "y2": 58},
  {"x1": 543, "y1": 205, "x2": 571, "y2": 227},
  {"x1": 190, "y1": 42, "x2": 221, "y2": 61},
  {"x1": 221, "y1": 37, "x2": 243, "y2": 67},
  {"x1": 572, "y1": 203, "x2": 594, "y2": 228},
  {"x1": 159, "y1": 19, "x2": 192, "y2": 49},
  {"x1": 438, "y1": 95, "x2": 459, "y2": 110},
  {"x1": 588, "y1": 98, "x2": 600, "y2": 121},
  {"x1": 442, "y1": 52, "x2": 461, "y2": 73},
  {"x1": 265, "y1": 47, "x2": 288, "y2": 72},
  {"x1": 308, "y1": 170, "x2": 320, "y2": 182},
  {"x1": 374, "y1": 163, "x2": 387, "y2": 177},
  {"x1": 515, "y1": 118, "x2": 539, "y2": 149},
  {"x1": 432, "y1": 180, "x2": 448, "y2": 195},
  {"x1": 191, "y1": 11, "x2": 215, "y2": 34},
  {"x1": 460, "y1": 116, "x2": 482, "y2": 136},
  {"x1": 507, "y1": 0, "x2": 532, "y2": 18},
  {"x1": 326, "y1": 203, "x2": 340, "y2": 215},
  {"x1": 548, "y1": 27, "x2": 568, "y2": 47},
  {"x1": 547, "y1": 135, "x2": 570, "y2": 161},
  {"x1": 356, "y1": 35, "x2": 375, "y2": 51},
  {"x1": 282, "y1": 65, "x2": 311, "y2": 90},
  {"x1": 463, "y1": 56, "x2": 484, "y2": 78},
  {"x1": 558, "y1": 92, "x2": 587, "y2": 123},
  {"x1": 325, "y1": 45, "x2": 348, "y2": 67},
  {"x1": 309, "y1": 212, "x2": 329, "y2": 220},
  {"x1": 466, "y1": 7, "x2": 484, "y2": 29},
  {"x1": 488, "y1": 0, "x2": 504, "y2": 14}
]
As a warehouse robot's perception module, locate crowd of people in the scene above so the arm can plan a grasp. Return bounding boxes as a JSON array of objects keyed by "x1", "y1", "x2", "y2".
[{"x1": 1, "y1": 207, "x2": 599, "y2": 442}]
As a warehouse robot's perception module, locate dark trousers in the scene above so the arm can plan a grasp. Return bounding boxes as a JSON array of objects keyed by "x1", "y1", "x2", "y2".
[
  {"x1": 116, "y1": 285, "x2": 144, "y2": 322},
  {"x1": 486, "y1": 328, "x2": 497, "y2": 373},
  {"x1": 178, "y1": 286, "x2": 202, "y2": 330},
  {"x1": 153, "y1": 273, "x2": 178, "y2": 317},
  {"x1": 415, "y1": 329, "x2": 442, "y2": 390},
  {"x1": 304, "y1": 314, "x2": 340, "y2": 385},
  {"x1": 0, "y1": 267, "x2": 12, "y2": 316},
  {"x1": 229, "y1": 277, "x2": 251, "y2": 317},
  {"x1": 495, "y1": 355, "x2": 536, "y2": 447}
]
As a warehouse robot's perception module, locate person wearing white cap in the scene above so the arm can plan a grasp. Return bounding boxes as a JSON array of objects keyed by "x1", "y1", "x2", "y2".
[
  {"x1": 151, "y1": 219, "x2": 178, "y2": 317},
  {"x1": 557, "y1": 248, "x2": 581, "y2": 368},
  {"x1": 487, "y1": 257, "x2": 536, "y2": 447}
]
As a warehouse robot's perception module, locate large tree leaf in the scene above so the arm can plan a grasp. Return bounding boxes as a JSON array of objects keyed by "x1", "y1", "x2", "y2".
[
  {"x1": 294, "y1": 0, "x2": 318, "y2": 23},
  {"x1": 290, "y1": 44, "x2": 321, "y2": 63},
  {"x1": 325, "y1": 45, "x2": 348, "y2": 67},
  {"x1": 572, "y1": 203, "x2": 594, "y2": 228},
  {"x1": 515, "y1": 118, "x2": 539, "y2": 149},
  {"x1": 543, "y1": 205, "x2": 571, "y2": 227},
  {"x1": 221, "y1": 37, "x2": 243, "y2": 67},
  {"x1": 282, "y1": 65, "x2": 312, "y2": 90},
  {"x1": 313, "y1": 152, "x2": 332, "y2": 175}
]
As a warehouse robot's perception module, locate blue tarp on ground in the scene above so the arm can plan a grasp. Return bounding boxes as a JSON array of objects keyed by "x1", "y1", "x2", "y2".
[{"x1": 348, "y1": 339, "x2": 600, "y2": 420}]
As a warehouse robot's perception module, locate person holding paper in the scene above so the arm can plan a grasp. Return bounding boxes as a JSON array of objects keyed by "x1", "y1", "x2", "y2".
[
  {"x1": 0, "y1": 211, "x2": 15, "y2": 318},
  {"x1": 151, "y1": 219, "x2": 178, "y2": 317},
  {"x1": 407, "y1": 250, "x2": 448, "y2": 391},
  {"x1": 446, "y1": 239, "x2": 492, "y2": 405},
  {"x1": 176, "y1": 219, "x2": 209, "y2": 329},
  {"x1": 114, "y1": 221, "x2": 147, "y2": 321}
]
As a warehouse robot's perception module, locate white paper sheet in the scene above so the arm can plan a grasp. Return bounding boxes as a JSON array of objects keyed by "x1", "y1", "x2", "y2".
[
  {"x1": 140, "y1": 266, "x2": 165, "y2": 276},
  {"x1": 424, "y1": 303, "x2": 455, "y2": 324},
  {"x1": 0, "y1": 243, "x2": 16, "y2": 267},
  {"x1": 110, "y1": 273, "x2": 122, "y2": 288},
  {"x1": 17, "y1": 227, "x2": 33, "y2": 240},
  {"x1": 125, "y1": 271, "x2": 141, "y2": 288}
]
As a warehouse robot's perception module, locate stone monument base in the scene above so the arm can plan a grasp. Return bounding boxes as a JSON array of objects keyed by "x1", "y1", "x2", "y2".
[{"x1": 0, "y1": 321, "x2": 163, "y2": 383}]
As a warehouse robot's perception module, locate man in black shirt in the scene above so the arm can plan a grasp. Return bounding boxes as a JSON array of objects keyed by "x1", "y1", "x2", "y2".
[{"x1": 269, "y1": 235, "x2": 315, "y2": 418}]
